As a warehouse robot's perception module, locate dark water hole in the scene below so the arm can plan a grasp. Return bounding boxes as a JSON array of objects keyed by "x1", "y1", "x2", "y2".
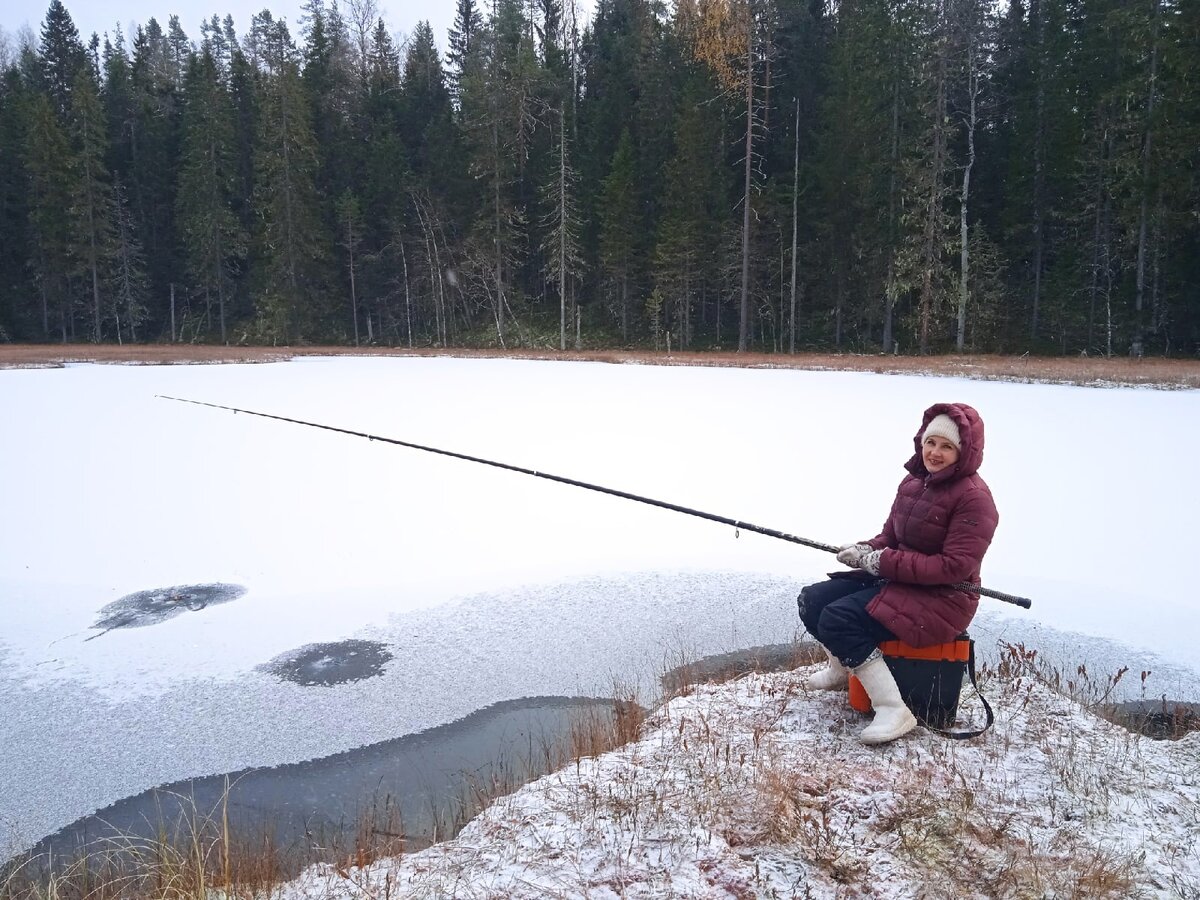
[
  {"x1": 259, "y1": 639, "x2": 393, "y2": 686},
  {"x1": 87, "y1": 584, "x2": 246, "y2": 640}
]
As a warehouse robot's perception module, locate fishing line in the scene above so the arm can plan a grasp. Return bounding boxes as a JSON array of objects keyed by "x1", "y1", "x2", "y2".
[{"x1": 158, "y1": 394, "x2": 1032, "y2": 609}]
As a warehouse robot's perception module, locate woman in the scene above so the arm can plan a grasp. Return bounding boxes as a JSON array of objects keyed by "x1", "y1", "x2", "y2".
[{"x1": 798, "y1": 402, "x2": 999, "y2": 744}]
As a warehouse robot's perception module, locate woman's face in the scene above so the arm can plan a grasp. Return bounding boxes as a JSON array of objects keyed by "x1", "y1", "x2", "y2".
[{"x1": 922, "y1": 436, "x2": 960, "y2": 474}]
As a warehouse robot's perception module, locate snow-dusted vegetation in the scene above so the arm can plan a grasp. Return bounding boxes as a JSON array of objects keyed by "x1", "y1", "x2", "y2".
[{"x1": 3, "y1": 355, "x2": 1199, "y2": 897}]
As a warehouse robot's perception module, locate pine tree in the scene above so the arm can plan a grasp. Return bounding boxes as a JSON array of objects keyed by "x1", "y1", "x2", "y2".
[
  {"x1": 302, "y1": 0, "x2": 355, "y2": 213},
  {"x1": 809, "y1": 0, "x2": 909, "y2": 349},
  {"x1": 358, "y1": 19, "x2": 411, "y2": 343},
  {"x1": 335, "y1": 191, "x2": 363, "y2": 345},
  {"x1": 68, "y1": 64, "x2": 116, "y2": 341},
  {"x1": 177, "y1": 46, "x2": 246, "y2": 343},
  {"x1": 458, "y1": 0, "x2": 541, "y2": 346},
  {"x1": 24, "y1": 92, "x2": 75, "y2": 338},
  {"x1": 128, "y1": 18, "x2": 186, "y2": 326},
  {"x1": 109, "y1": 178, "x2": 150, "y2": 341},
  {"x1": 446, "y1": 0, "x2": 483, "y2": 103},
  {"x1": 652, "y1": 66, "x2": 727, "y2": 349},
  {"x1": 401, "y1": 21, "x2": 459, "y2": 199},
  {"x1": 599, "y1": 127, "x2": 637, "y2": 340},
  {"x1": 0, "y1": 63, "x2": 34, "y2": 338},
  {"x1": 907, "y1": 0, "x2": 955, "y2": 354},
  {"x1": 948, "y1": 0, "x2": 995, "y2": 351},
  {"x1": 39, "y1": 0, "x2": 87, "y2": 121},
  {"x1": 250, "y1": 14, "x2": 331, "y2": 342},
  {"x1": 687, "y1": 0, "x2": 773, "y2": 351},
  {"x1": 539, "y1": 106, "x2": 585, "y2": 349}
]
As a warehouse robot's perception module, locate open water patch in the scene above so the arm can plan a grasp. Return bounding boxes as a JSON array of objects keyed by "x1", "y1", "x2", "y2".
[
  {"x1": 12, "y1": 696, "x2": 618, "y2": 879},
  {"x1": 259, "y1": 639, "x2": 393, "y2": 686},
  {"x1": 660, "y1": 641, "x2": 809, "y2": 695},
  {"x1": 86, "y1": 583, "x2": 246, "y2": 640},
  {"x1": 1103, "y1": 699, "x2": 1200, "y2": 740}
]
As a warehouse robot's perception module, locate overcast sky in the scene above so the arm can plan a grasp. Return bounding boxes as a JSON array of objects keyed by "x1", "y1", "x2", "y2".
[{"x1": 2, "y1": 0, "x2": 458, "y2": 54}]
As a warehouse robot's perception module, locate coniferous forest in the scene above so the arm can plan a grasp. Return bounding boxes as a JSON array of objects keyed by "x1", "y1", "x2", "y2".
[{"x1": 0, "y1": 0, "x2": 1196, "y2": 355}]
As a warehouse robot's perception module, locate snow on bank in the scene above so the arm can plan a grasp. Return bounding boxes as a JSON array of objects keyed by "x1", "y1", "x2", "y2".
[
  {"x1": 284, "y1": 662, "x2": 1200, "y2": 899},
  {"x1": 3, "y1": 356, "x2": 1200, "y2": 862}
]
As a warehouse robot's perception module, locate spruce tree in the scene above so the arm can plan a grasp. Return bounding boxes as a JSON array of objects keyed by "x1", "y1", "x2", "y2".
[
  {"x1": 446, "y1": 0, "x2": 483, "y2": 103},
  {"x1": 68, "y1": 65, "x2": 115, "y2": 341},
  {"x1": 652, "y1": 63, "x2": 727, "y2": 350},
  {"x1": 177, "y1": 46, "x2": 246, "y2": 343},
  {"x1": 128, "y1": 18, "x2": 185, "y2": 325},
  {"x1": 110, "y1": 178, "x2": 150, "y2": 341},
  {"x1": 250, "y1": 15, "x2": 331, "y2": 342},
  {"x1": 24, "y1": 92, "x2": 75, "y2": 338},
  {"x1": 538, "y1": 106, "x2": 584, "y2": 349},
  {"x1": 0, "y1": 65, "x2": 34, "y2": 338},
  {"x1": 39, "y1": 0, "x2": 87, "y2": 121},
  {"x1": 599, "y1": 127, "x2": 637, "y2": 341},
  {"x1": 400, "y1": 21, "x2": 459, "y2": 200}
]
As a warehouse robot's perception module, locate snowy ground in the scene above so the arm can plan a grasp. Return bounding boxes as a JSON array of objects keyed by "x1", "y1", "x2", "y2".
[
  {"x1": 281, "y1": 662, "x2": 1200, "y2": 899},
  {"x1": 2, "y1": 357, "x2": 1198, "y2": 864}
]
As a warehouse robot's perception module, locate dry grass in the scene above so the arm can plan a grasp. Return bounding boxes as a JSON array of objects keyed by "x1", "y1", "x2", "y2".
[
  {"x1": 992, "y1": 641, "x2": 1200, "y2": 740},
  {"x1": 0, "y1": 690, "x2": 653, "y2": 900},
  {"x1": 0, "y1": 782, "x2": 420, "y2": 900},
  {"x1": 12, "y1": 644, "x2": 1189, "y2": 899},
  {"x1": 2, "y1": 344, "x2": 1198, "y2": 389},
  {"x1": 0, "y1": 646, "x2": 746, "y2": 900}
]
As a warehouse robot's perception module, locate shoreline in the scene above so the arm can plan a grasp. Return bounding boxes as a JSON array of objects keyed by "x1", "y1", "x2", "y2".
[{"x1": 2, "y1": 343, "x2": 1199, "y2": 389}]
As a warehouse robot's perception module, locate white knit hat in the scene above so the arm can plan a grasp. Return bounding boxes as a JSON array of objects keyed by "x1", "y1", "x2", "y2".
[{"x1": 922, "y1": 413, "x2": 961, "y2": 449}]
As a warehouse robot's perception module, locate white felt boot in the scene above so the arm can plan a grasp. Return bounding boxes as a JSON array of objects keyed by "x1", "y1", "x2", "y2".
[
  {"x1": 807, "y1": 647, "x2": 849, "y2": 691},
  {"x1": 854, "y1": 655, "x2": 918, "y2": 744}
]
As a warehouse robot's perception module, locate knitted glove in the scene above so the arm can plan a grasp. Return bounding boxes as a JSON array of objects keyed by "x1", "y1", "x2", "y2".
[
  {"x1": 836, "y1": 543, "x2": 872, "y2": 567},
  {"x1": 859, "y1": 548, "x2": 884, "y2": 576}
]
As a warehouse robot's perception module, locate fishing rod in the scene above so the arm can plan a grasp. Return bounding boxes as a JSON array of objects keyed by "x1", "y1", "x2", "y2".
[{"x1": 158, "y1": 395, "x2": 1033, "y2": 610}]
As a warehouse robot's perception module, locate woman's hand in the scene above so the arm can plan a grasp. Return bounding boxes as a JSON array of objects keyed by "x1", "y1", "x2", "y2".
[
  {"x1": 859, "y1": 549, "x2": 884, "y2": 575},
  {"x1": 837, "y1": 543, "x2": 884, "y2": 575},
  {"x1": 836, "y1": 543, "x2": 871, "y2": 567}
]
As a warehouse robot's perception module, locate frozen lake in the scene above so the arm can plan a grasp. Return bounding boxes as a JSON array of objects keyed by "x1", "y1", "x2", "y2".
[{"x1": 2, "y1": 356, "x2": 1198, "y2": 856}]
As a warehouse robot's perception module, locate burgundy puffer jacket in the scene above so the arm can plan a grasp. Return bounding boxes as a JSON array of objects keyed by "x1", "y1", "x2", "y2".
[{"x1": 861, "y1": 402, "x2": 999, "y2": 647}]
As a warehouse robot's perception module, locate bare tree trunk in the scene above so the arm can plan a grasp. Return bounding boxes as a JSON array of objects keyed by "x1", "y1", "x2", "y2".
[
  {"x1": 216, "y1": 249, "x2": 227, "y2": 344},
  {"x1": 1151, "y1": 191, "x2": 1164, "y2": 344},
  {"x1": 87, "y1": 204, "x2": 101, "y2": 342},
  {"x1": 919, "y1": 0, "x2": 948, "y2": 355},
  {"x1": 789, "y1": 97, "x2": 799, "y2": 354},
  {"x1": 347, "y1": 219, "x2": 359, "y2": 346},
  {"x1": 1131, "y1": 0, "x2": 1161, "y2": 357},
  {"x1": 835, "y1": 269, "x2": 844, "y2": 349},
  {"x1": 883, "y1": 76, "x2": 900, "y2": 353},
  {"x1": 417, "y1": 195, "x2": 448, "y2": 345},
  {"x1": 559, "y1": 107, "x2": 567, "y2": 351},
  {"x1": 620, "y1": 273, "x2": 628, "y2": 342},
  {"x1": 738, "y1": 13, "x2": 753, "y2": 354},
  {"x1": 492, "y1": 119, "x2": 506, "y2": 348},
  {"x1": 416, "y1": 203, "x2": 442, "y2": 345},
  {"x1": 347, "y1": 0, "x2": 379, "y2": 77},
  {"x1": 956, "y1": 34, "x2": 978, "y2": 352},
  {"x1": 400, "y1": 236, "x2": 413, "y2": 348},
  {"x1": 1030, "y1": 0, "x2": 1046, "y2": 341},
  {"x1": 1086, "y1": 126, "x2": 1110, "y2": 352}
]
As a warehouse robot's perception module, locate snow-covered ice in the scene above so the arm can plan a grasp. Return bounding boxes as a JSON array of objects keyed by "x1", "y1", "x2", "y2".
[{"x1": 2, "y1": 356, "x2": 1198, "y2": 874}]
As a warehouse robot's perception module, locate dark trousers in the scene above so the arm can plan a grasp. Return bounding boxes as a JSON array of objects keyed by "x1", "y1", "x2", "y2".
[{"x1": 797, "y1": 577, "x2": 896, "y2": 669}]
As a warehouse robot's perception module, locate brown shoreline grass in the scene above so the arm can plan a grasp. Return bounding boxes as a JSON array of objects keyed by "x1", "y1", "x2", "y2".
[
  {"x1": 4, "y1": 646, "x2": 1194, "y2": 900},
  {"x1": 1, "y1": 343, "x2": 1198, "y2": 389}
]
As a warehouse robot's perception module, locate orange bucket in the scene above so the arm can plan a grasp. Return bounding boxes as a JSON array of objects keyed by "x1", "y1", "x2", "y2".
[{"x1": 847, "y1": 635, "x2": 972, "y2": 727}]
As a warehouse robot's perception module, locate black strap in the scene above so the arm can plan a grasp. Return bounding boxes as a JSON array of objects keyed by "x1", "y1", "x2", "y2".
[{"x1": 926, "y1": 640, "x2": 994, "y2": 740}]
